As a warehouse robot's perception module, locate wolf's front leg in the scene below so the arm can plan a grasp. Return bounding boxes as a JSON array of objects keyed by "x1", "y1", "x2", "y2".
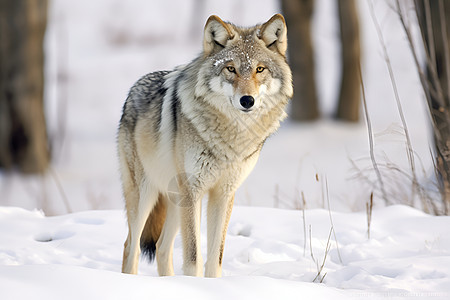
[
  {"x1": 205, "y1": 188, "x2": 234, "y2": 278},
  {"x1": 180, "y1": 194, "x2": 203, "y2": 276}
]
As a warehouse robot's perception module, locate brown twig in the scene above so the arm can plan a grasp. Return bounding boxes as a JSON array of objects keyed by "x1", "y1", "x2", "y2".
[{"x1": 366, "y1": 192, "x2": 374, "y2": 239}]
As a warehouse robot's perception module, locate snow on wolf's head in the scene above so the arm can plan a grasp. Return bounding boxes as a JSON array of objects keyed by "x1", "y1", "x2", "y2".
[{"x1": 195, "y1": 14, "x2": 293, "y2": 116}]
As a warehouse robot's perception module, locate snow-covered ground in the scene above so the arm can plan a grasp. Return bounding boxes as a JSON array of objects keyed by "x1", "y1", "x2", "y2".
[
  {"x1": 1, "y1": 205, "x2": 449, "y2": 299},
  {"x1": 1, "y1": 0, "x2": 448, "y2": 298}
]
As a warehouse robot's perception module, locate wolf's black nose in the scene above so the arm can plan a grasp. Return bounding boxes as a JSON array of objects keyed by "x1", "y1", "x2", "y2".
[{"x1": 240, "y1": 96, "x2": 255, "y2": 109}]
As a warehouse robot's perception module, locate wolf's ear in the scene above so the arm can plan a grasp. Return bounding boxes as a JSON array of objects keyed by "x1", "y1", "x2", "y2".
[
  {"x1": 203, "y1": 15, "x2": 234, "y2": 55},
  {"x1": 258, "y1": 14, "x2": 288, "y2": 56}
]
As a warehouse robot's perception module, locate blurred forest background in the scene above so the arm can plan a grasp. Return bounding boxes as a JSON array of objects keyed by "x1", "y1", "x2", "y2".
[{"x1": 1, "y1": 0, "x2": 449, "y2": 215}]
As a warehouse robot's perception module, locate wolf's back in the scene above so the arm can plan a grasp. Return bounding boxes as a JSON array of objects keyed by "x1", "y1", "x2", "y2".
[{"x1": 119, "y1": 71, "x2": 171, "y2": 132}]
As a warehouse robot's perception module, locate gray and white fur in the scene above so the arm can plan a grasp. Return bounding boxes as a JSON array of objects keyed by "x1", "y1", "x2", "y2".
[{"x1": 119, "y1": 14, "x2": 293, "y2": 277}]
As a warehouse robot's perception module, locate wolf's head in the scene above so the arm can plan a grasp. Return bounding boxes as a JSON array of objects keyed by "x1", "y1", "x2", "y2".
[{"x1": 196, "y1": 14, "x2": 293, "y2": 116}]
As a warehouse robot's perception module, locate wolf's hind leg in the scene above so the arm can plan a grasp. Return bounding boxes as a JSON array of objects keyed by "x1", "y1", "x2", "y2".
[
  {"x1": 122, "y1": 179, "x2": 158, "y2": 274},
  {"x1": 122, "y1": 188, "x2": 138, "y2": 273},
  {"x1": 205, "y1": 188, "x2": 234, "y2": 278},
  {"x1": 156, "y1": 197, "x2": 180, "y2": 276}
]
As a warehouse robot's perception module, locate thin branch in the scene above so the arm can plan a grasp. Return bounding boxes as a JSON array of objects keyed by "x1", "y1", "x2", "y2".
[
  {"x1": 424, "y1": 0, "x2": 436, "y2": 65},
  {"x1": 309, "y1": 225, "x2": 315, "y2": 265},
  {"x1": 367, "y1": 0, "x2": 420, "y2": 203},
  {"x1": 325, "y1": 177, "x2": 342, "y2": 263},
  {"x1": 301, "y1": 191, "x2": 307, "y2": 257},
  {"x1": 358, "y1": 63, "x2": 389, "y2": 204}
]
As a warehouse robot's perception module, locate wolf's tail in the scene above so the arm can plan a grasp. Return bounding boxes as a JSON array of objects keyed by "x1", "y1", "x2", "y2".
[{"x1": 140, "y1": 194, "x2": 167, "y2": 262}]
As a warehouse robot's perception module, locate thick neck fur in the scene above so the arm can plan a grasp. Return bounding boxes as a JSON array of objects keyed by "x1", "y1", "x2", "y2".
[{"x1": 168, "y1": 57, "x2": 289, "y2": 162}]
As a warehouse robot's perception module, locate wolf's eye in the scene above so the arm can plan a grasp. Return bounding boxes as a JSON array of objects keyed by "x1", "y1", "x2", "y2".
[
  {"x1": 226, "y1": 66, "x2": 236, "y2": 73},
  {"x1": 256, "y1": 66, "x2": 265, "y2": 73}
]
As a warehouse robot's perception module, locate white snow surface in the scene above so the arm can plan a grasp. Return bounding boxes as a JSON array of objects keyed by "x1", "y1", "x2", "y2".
[
  {"x1": 1, "y1": 205, "x2": 449, "y2": 299},
  {"x1": 1, "y1": 0, "x2": 449, "y2": 298}
]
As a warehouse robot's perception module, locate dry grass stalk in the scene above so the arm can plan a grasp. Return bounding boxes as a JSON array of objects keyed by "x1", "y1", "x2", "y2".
[
  {"x1": 324, "y1": 177, "x2": 342, "y2": 263},
  {"x1": 309, "y1": 225, "x2": 332, "y2": 283},
  {"x1": 366, "y1": 192, "x2": 374, "y2": 239},
  {"x1": 358, "y1": 64, "x2": 389, "y2": 205}
]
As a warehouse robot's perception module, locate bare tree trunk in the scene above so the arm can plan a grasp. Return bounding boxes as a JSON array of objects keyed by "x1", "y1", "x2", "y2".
[
  {"x1": 0, "y1": 0, "x2": 49, "y2": 174},
  {"x1": 281, "y1": 0, "x2": 319, "y2": 121},
  {"x1": 415, "y1": 0, "x2": 450, "y2": 213},
  {"x1": 335, "y1": 0, "x2": 361, "y2": 122}
]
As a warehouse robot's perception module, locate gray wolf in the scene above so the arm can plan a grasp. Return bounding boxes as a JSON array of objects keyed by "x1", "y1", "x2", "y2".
[{"x1": 118, "y1": 14, "x2": 293, "y2": 277}]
